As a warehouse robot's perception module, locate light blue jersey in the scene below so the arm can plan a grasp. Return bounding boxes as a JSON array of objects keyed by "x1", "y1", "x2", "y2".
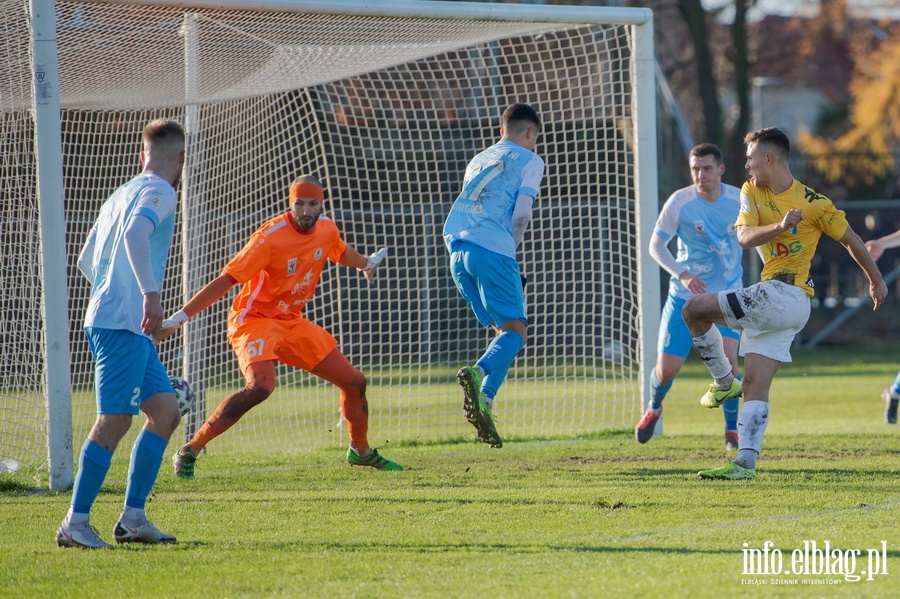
[
  {"x1": 443, "y1": 139, "x2": 545, "y2": 258},
  {"x1": 655, "y1": 183, "x2": 743, "y2": 300},
  {"x1": 83, "y1": 173, "x2": 176, "y2": 335}
]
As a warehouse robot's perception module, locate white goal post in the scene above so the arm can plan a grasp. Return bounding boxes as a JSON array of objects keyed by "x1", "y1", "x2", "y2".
[{"x1": 2, "y1": 0, "x2": 658, "y2": 490}]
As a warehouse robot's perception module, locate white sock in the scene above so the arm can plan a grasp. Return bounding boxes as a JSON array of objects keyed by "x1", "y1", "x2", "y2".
[
  {"x1": 692, "y1": 326, "x2": 733, "y2": 385},
  {"x1": 65, "y1": 509, "x2": 88, "y2": 527},
  {"x1": 121, "y1": 506, "x2": 146, "y2": 525},
  {"x1": 484, "y1": 396, "x2": 494, "y2": 410},
  {"x1": 735, "y1": 400, "x2": 769, "y2": 469}
]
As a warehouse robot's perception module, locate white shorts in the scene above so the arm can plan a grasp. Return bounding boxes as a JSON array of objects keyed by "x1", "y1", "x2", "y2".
[{"x1": 716, "y1": 280, "x2": 810, "y2": 363}]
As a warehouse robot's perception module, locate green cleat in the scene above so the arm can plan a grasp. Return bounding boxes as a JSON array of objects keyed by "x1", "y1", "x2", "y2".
[
  {"x1": 698, "y1": 462, "x2": 756, "y2": 480},
  {"x1": 457, "y1": 366, "x2": 502, "y2": 448},
  {"x1": 475, "y1": 402, "x2": 502, "y2": 448},
  {"x1": 700, "y1": 378, "x2": 743, "y2": 408},
  {"x1": 172, "y1": 450, "x2": 196, "y2": 480},
  {"x1": 347, "y1": 448, "x2": 403, "y2": 471}
]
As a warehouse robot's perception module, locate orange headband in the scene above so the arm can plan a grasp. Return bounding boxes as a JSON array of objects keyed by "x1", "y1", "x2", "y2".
[{"x1": 289, "y1": 182, "x2": 324, "y2": 201}]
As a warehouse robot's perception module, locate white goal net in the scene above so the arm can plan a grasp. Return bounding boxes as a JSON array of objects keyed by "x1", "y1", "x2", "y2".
[{"x1": 1, "y1": 0, "x2": 658, "y2": 488}]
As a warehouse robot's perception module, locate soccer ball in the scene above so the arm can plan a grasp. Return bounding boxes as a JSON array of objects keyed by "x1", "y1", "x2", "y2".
[{"x1": 169, "y1": 375, "x2": 195, "y2": 416}]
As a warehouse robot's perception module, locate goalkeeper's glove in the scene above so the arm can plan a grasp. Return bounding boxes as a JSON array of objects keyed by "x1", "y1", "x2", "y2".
[
  {"x1": 360, "y1": 247, "x2": 388, "y2": 285},
  {"x1": 154, "y1": 309, "x2": 188, "y2": 342}
]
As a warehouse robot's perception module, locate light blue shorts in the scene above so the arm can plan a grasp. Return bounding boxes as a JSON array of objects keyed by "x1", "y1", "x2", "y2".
[
  {"x1": 449, "y1": 240, "x2": 527, "y2": 328},
  {"x1": 85, "y1": 327, "x2": 173, "y2": 415},
  {"x1": 658, "y1": 294, "x2": 740, "y2": 359}
]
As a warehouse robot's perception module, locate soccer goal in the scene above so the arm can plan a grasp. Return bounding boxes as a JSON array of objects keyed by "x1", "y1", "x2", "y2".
[{"x1": 2, "y1": 0, "x2": 658, "y2": 490}]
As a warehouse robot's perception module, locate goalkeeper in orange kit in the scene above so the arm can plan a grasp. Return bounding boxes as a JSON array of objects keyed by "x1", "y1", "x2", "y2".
[{"x1": 154, "y1": 174, "x2": 400, "y2": 477}]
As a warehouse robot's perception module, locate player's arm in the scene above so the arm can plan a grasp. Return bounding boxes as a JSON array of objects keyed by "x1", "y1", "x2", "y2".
[
  {"x1": 124, "y1": 214, "x2": 163, "y2": 335},
  {"x1": 512, "y1": 193, "x2": 535, "y2": 248},
  {"x1": 339, "y1": 245, "x2": 388, "y2": 284},
  {"x1": 648, "y1": 231, "x2": 705, "y2": 294},
  {"x1": 735, "y1": 208, "x2": 804, "y2": 249},
  {"x1": 838, "y1": 227, "x2": 888, "y2": 311},
  {"x1": 864, "y1": 228, "x2": 900, "y2": 261},
  {"x1": 338, "y1": 246, "x2": 367, "y2": 270},
  {"x1": 77, "y1": 229, "x2": 96, "y2": 284},
  {"x1": 153, "y1": 272, "x2": 238, "y2": 342}
]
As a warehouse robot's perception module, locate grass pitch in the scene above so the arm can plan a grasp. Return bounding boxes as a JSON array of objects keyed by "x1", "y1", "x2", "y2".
[{"x1": 1, "y1": 345, "x2": 899, "y2": 598}]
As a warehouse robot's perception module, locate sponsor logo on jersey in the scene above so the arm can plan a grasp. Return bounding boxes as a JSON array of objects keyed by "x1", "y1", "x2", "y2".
[
  {"x1": 278, "y1": 300, "x2": 290, "y2": 312},
  {"x1": 804, "y1": 187, "x2": 824, "y2": 202},
  {"x1": 764, "y1": 200, "x2": 783, "y2": 215},
  {"x1": 291, "y1": 271, "x2": 314, "y2": 296},
  {"x1": 767, "y1": 240, "x2": 803, "y2": 257}
]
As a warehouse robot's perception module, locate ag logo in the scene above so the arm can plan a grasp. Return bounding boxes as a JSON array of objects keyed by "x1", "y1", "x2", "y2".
[{"x1": 287, "y1": 257, "x2": 297, "y2": 275}]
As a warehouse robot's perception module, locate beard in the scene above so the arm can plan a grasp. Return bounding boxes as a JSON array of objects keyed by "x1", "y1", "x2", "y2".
[{"x1": 298, "y1": 215, "x2": 318, "y2": 229}]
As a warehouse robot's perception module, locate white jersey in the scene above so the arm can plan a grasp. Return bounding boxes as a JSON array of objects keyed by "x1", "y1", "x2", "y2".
[
  {"x1": 443, "y1": 139, "x2": 545, "y2": 258},
  {"x1": 654, "y1": 183, "x2": 743, "y2": 300},
  {"x1": 83, "y1": 173, "x2": 176, "y2": 334}
]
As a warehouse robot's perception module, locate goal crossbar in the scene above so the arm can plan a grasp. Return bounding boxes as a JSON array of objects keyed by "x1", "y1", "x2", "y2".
[{"x1": 6, "y1": 0, "x2": 659, "y2": 490}]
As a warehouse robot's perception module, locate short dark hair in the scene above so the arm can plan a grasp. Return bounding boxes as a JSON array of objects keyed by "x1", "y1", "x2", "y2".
[
  {"x1": 502, "y1": 103, "x2": 541, "y2": 134},
  {"x1": 142, "y1": 119, "x2": 185, "y2": 160},
  {"x1": 143, "y1": 119, "x2": 184, "y2": 147},
  {"x1": 744, "y1": 127, "x2": 790, "y2": 159},
  {"x1": 689, "y1": 143, "x2": 723, "y2": 164}
]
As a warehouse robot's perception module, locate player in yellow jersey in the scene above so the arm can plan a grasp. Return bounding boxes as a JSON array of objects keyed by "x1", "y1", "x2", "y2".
[
  {"x1": 682, "y1": 127, "x2": 887, "y2": 480},
  {"x1": 154, "y1": 175, "x2": 401, "y2": 477}
]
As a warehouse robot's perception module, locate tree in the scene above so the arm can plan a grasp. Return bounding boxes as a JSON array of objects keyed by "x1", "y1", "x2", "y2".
[
  {"x1": 677, "y1": 0, "x2": 725, "y2": 149},
  {"x1": 801, "y1": 22, "x2": 900, "y2": 188}
]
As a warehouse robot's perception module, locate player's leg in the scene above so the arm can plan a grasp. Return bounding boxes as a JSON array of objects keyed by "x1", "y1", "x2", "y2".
[
  {"x1": 636, "y1": 295, "x2": 692, "y2": 443},
  {"x1": 173, "y1": 360, "x2": 276, "y2": 476},
  {"x1": 683, "y1": 291, "x2": 742, "y2": 407},
  {"x1": 699, "y1": 283, "x2": 806, "y2": 480},
  {"x1": 634, "y1": 353, "x2": 684, "y2": 444},
  {"x1": 311, "y1": 349, "x2": 402, "y2": 471},
  {"x1": 881, "y1": 369, "x2": 900, "y2": 424},
  {"x1": 311, "y1": 348, "x2": 369, "y2": 451},
  {"x1": 276, "y1": 319, "x2": 400, "y2": 470},
  {"x1": 116, "y1": 350, "x2": 181, "y2": 545},
  {"x1": 59, "y1": 328, "x2": 143, "y2": 549},
  {"x1": 701, "y1": 352, "x2": 780, "y2": 480},
  {"x1": 720, "y1": 328, "x2": 742, "y2": 449},
  {"x1": 732, "y1": 352, "x2": 780, "y2": 470},
  {"x1": 172, "y1": 320, "x2": 281, "y2": 478},
  {"x1": 449, "y1": 242, "x2": 522, "y2": 447},
  {"x1": 480, "y1": 318, "x2": 527, "y2": 408}
]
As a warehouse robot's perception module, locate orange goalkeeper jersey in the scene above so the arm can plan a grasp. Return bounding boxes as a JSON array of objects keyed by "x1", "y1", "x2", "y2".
[{"x1": 224, "y1": 213, "x2": 347, "y2": 325}]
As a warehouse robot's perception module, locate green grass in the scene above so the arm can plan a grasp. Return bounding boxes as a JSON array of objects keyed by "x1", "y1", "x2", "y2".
[{"x1": 1, "y1": 346, "x2": 899, "y2": 598}]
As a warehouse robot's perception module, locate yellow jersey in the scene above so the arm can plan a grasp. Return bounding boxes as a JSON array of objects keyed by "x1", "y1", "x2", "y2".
[{"x1": 737, "y1": 179, "x2": 848, "y2": 297}]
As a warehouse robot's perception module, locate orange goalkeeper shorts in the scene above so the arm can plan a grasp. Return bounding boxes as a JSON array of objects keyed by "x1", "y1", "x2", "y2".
[{"x1": 227, "y1": 316, "x2": 338, "y2": 374}]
